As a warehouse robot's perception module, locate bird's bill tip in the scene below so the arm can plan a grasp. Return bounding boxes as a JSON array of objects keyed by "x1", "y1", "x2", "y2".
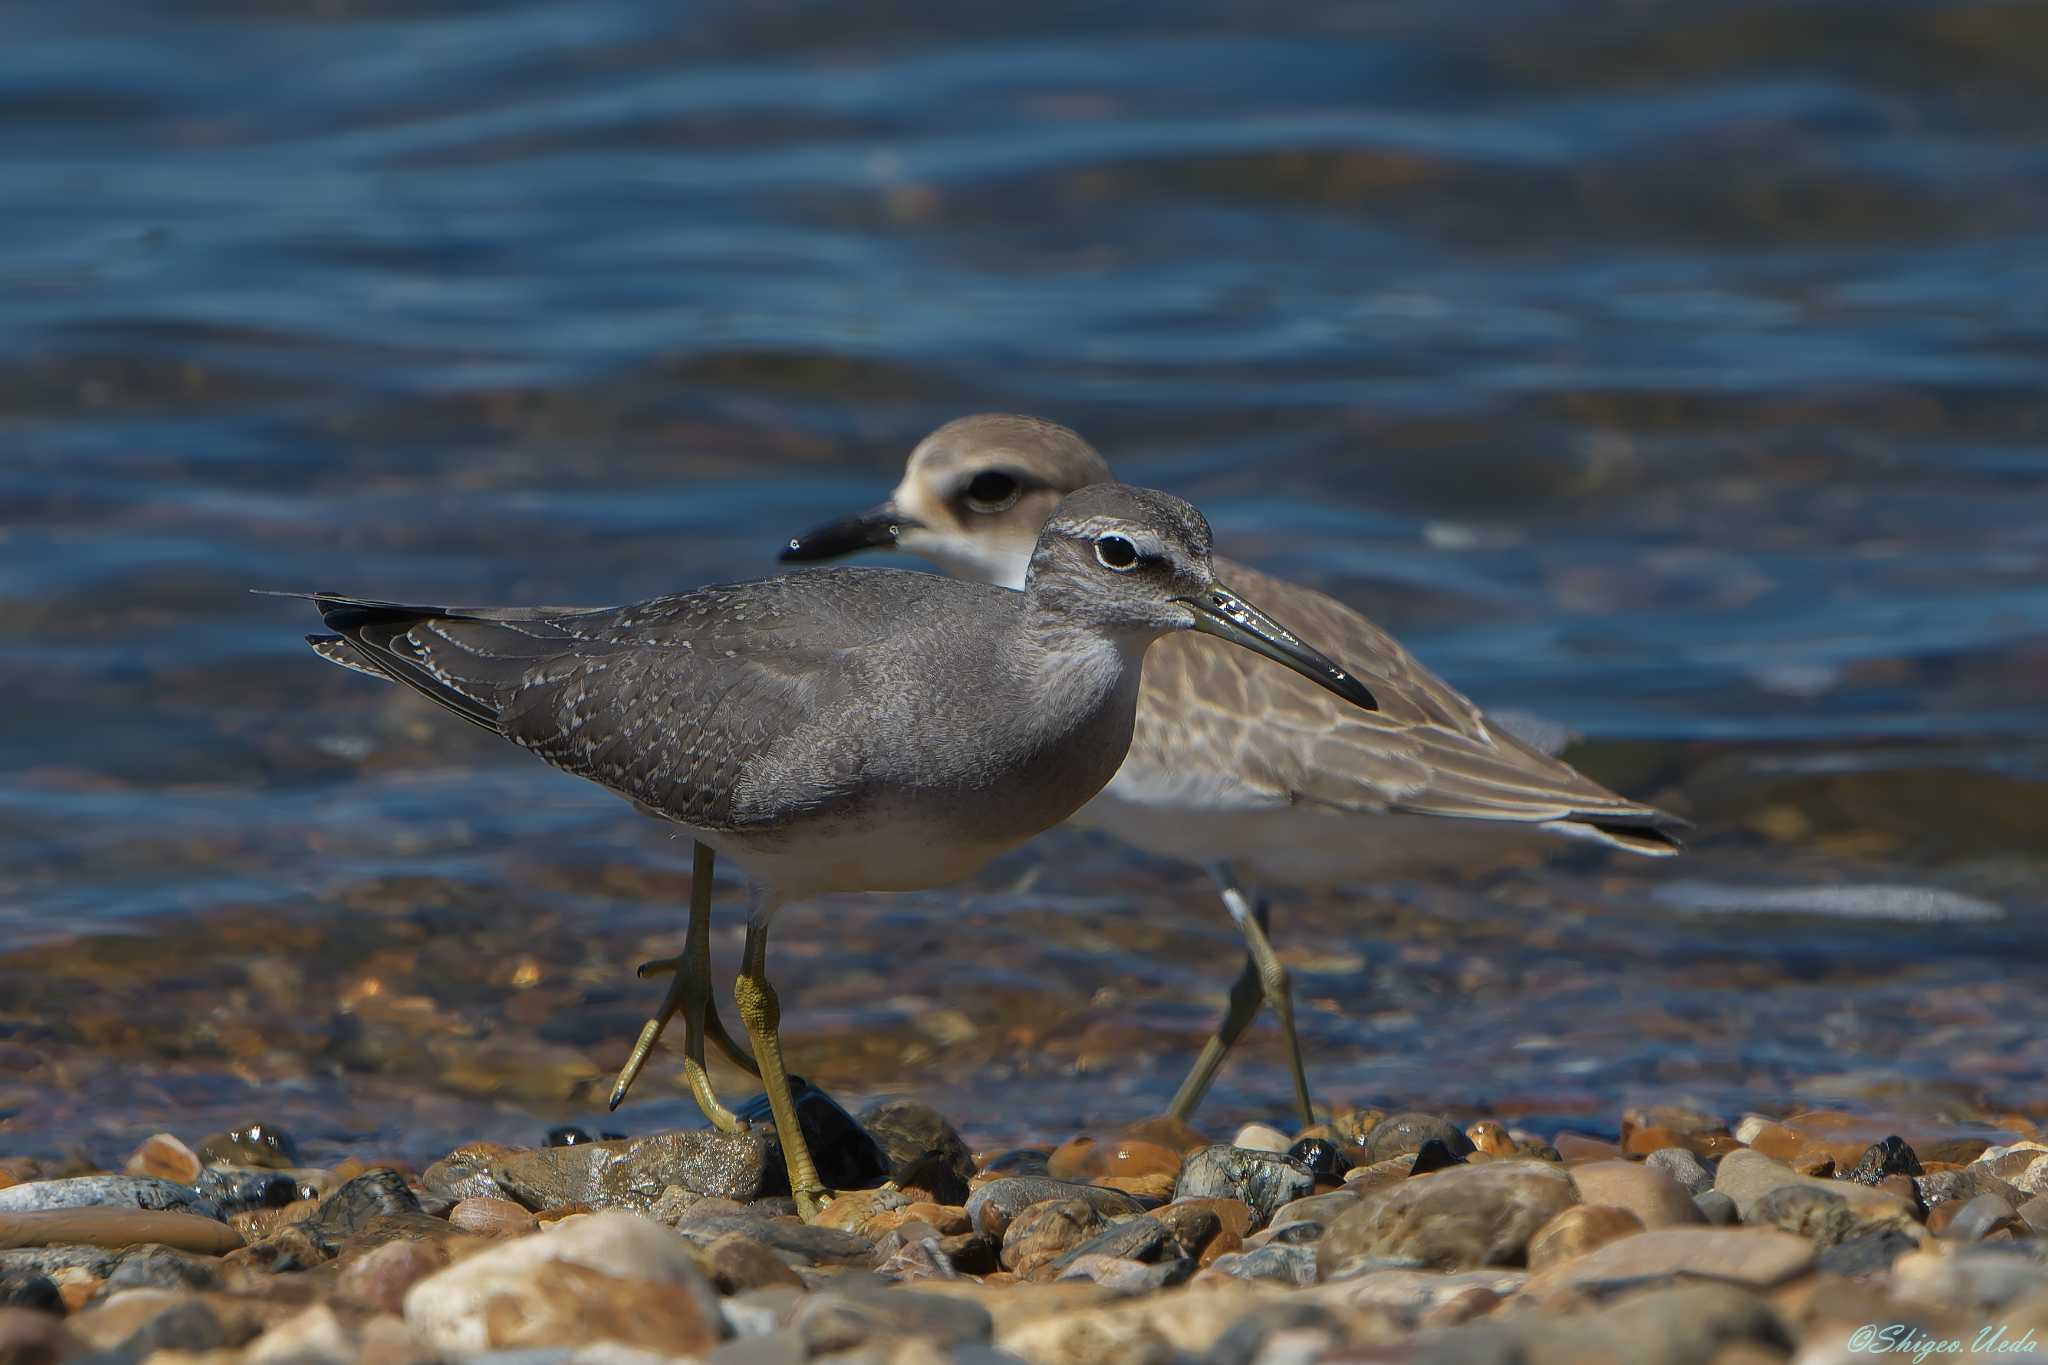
[
  {"x1": 780, "y1": 503, "x2": 921, "y2": 562},
  {"x1": 1177, "y1": 581, "x2": 1379, "y2": 712}
]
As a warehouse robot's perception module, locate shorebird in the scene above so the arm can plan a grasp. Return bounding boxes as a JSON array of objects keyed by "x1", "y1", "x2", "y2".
[
  {"x1": 278, "y1": 483, "x2": 1382, "y2": 1218},
  {"x1": 783, "y1": 415, "x2": 1683, "y2": 1125}
]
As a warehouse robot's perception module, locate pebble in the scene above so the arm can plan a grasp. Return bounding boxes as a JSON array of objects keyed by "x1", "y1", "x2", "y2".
[
  {"x1": 704, "y1": 1231, "x2": 805, "y2": 1294},
  {"x1": 1203, "y1": 1243, "x2": 1318, "y2": 1286},
  {"x1": 198, "y1": 1123, "x2": 301, "y2": 1170},
  {"x1": 1695, "y1": 1190, "x2": 1739, "y2": 1225},
  {"x1": 1939, "y1": 1193, "x2": 2023, "y2": 1242},
  {"x1": 0, "y1": 1176, "x2": 225, "y2": 1221},
  {"x1": 1318, "y1": 1160, "x2": 1579, "y2": 1277},
  {"x1": 0, "y1": 1208, "x2": 242, "y2": 1255},
  {"x1": 1056, "y1": 1251, "x2": 1193, "y2": 1292},
  {"x1": 335, "y1": 1237, "x2": 455, "y2": 1315},
  {"x1": 1526, "y1": 1204, "x2": 1644, "y2": 1271},
  {"x1": 123, "y1": 1134, "x2": 202, "y2": 1185},
  {"x1": 1917, "y1": 1165, "x2": 2026, "y2": 1210},
  {"x1": 1643, "y1": 1146, "x2": 1714, "y2": 1197},
  {"x1": 1753, "y1": 1184, "x2": 1862, "y2": 1247},
  {"x1": 792, "y1": 1284, "x2": 992, "y2": 1354},
  {"x1": 193, "y1": 1166, "x2": 303, "y2": 1215},
  {"x1": 1712, "y1": 1149, "x2": 1915, "y2": 1230},
  {"x1": 1893, "y1": 1243, "x2": 2048, "y2": 1313},
  {"x1": 1566, "y1": 1160, "x2": 1704, "y2": 1230},
  {"x1": 1231, "y1": 1123, "x2": 1292, "y2": 1153},
  {"x1": 492, "y1": 1130, "x2": 777, "y2": 1211},
  {"x1": 962, "y1": 1178, "x2": 1141, "y2": 1239},
  {"x1": 858, "y1": 1100, "x2": 977, "y2": 1204},
  {"x1": 1530, "y1": 1227, "x2": 1815, "y2": 1292},
  {"x1": 1815, "y1": 1227, "x2": 1918, "y2": 1276},
  {"x1": 1362, "y1": 1113, "x2": 1475, "y2": 1165},
  {"x1": 1267, "y1": 1188, "x2": 1359, "y2": 1235},
  {"x1": 0, "y1": 1269, "x2": 61, "y2": 1314},
  {"x1": 1285, "y1": 1137, "x2": 1352, "y2": 1182},
  {"x1": 0, "y1": 1306, "x2": 74, "y2": 1363},
  {"x1": 1046, "y1": 1133, "x2": 1183, "y2": 1184},
  {"x1": 1841, "y1": 1135, "x2": 1923, "y2": 1185},
  {"x1": 449, "y1": 1195, "x2": 540, "y2": 1238},
  {"x1": 1001, "y1": 1199, "x2": 1105, "y2": 1277},
  {"x1": 1174, "y1": 1146, "x2": 1315, "y2": 1227},
  {"x1": 672, "y1": 1199, "x2": 877, "y2": 1266}
]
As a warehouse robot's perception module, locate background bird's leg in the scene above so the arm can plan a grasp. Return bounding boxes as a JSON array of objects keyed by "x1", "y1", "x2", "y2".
[
  {"x1": 733, "y1": 892, "x2": 826, "y2": 1220},
  {"x1": 1166, "y1": 862, "x2": 1314, "y2": 1128},
  {"x1": 609, "y1": 842, "x2": 758, "y2": 1118}
]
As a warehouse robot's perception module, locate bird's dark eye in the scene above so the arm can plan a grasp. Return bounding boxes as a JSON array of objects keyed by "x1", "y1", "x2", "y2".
[
  {"x1": 962, "y1": 470, "x2": 1022, "y2": 513},
  {"x1": 1094, "y1": 534, "x2": 1140, "y2": 572}
]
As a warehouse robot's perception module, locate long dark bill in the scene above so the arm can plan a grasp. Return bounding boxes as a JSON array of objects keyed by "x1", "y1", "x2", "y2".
[
  {"x1": 1176, "y1": 583, "x2": 1379, "y2": 713},
  {"x1": 780, "y1": 503, "x2": 920, "y2": 562}
]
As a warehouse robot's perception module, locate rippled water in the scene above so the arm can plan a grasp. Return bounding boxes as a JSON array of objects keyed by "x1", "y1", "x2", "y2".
[{"x1": 3, "y1": 0, "x2": 2045, "y2": 1163}]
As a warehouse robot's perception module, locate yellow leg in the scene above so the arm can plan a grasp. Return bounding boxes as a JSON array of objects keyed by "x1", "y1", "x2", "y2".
[
  {"x1": 608, "y1": 842, "x2": 758, "y2": 1128},
  {"x1": 1166, "y1": 864, "x2": 1314, "y2": 1128},
  {"x1": 732, "y1": 901, "x2": 827, "y2": 1220}
]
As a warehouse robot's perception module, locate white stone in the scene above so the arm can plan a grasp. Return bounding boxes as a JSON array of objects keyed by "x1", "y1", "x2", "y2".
[{"x1": 1232, "y1": 1123, "x2": 1293, "y2": 1154}]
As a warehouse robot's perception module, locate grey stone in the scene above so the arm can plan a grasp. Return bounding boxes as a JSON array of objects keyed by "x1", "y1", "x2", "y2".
[
  {"x1": 1268, "y1": 1189, "x2": 1361, "y2": 1234},
  {"x1": 792, "y1": 1285, "x2": 992, "y2": 1354},
  {"x1": 856, "y1": 1100, "x2": 976, "y2": 1205},
  {"x1": 1001, "y1": 1198, "x2": 1105, "y2": 1274},
  {"x1": 190, "y1": 1166, "x2": 300, "y2": 1216},
  {"x1": 1944, "y1": 1193, "x2": 2023, "y2": 1242},
  {"x1": 1694, "y1": 1191, "x2": 1738, "y2": 1226},
  {"x1": 1049, "y1": 1215, "x2": 1168, "y2": 1270},
  {"x1": 309, "y1": 1169, "x2": 420, "y2": 1240},
  {"x1": 1895, "y1": 1244, "x2": 2048, "y2": 1313},
  {"x1": 1752, "y1": 1184, "x2": 1858, "y2": 1247},
  {"x1": 1318, "y1": 1160, "x2": 1578, "y2": 1276},
  {"x1": 1175, "y1": 1145, "x2": 1315, "y2": 1227},
  {"x1": 1817, "y1": 1228, "x2": 1918, "y2": 1276},
  {"x1": 1918, "y1": 1166, "x2": 2026, "y2": 1210},
  {"x1": 421, "y1": 1149, "x2": 509, "y2": 1203},
  {"x1": 492, "y1": 1130, "x2": 777, "y2": 1210},
  {"x1": 0, "y1": 1247, "x2": 121, "y2": 1279},
  {"x1": 102, "y1": 1246, "x2": 225, "y2": 1293},
  {"x1": 1539, "y1": 1228, "x2": 1816, "y2": 1292},
  {"x1": 0, "y1": 1177, "x2": 224, "y2": 1222},
  {"x1": 962, "y1": 1177, "x2": 1141, "y2": 1238},
  {"x1": 1205, "y1": 1243, "x2": 1319, "y2": 1286},
  {"x1": 1644, "y1": 1147, "x2": 1713, "y2": 1197},
  {"x1": 116, "y1": 1296, "x2": 227, "y2": 1357},
  {"x1": 1363, "y1": 1113, "x2": 1476, "y2": 1165},
  {"x1": 708, "y1": 1329, "x2": 809, "y2": 1365},
  {"x1": 1714, "y1": 1148, "x2": 1914, "y2": 1228},
  {"x1": 1055, "y1": 1253, "x2": 1193, "y2": 1292},
  {"x1": 674, "y1": 1200, "x2": 876, "y2": 1266}
]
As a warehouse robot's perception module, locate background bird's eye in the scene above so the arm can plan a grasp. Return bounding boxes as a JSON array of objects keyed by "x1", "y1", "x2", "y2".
[
  {"x1": 1094, "y1": 534, "x2": 1140, "y2": 571},
  {"x1": 962, "y1": 470, "x2": 1022, "y2": 513}
]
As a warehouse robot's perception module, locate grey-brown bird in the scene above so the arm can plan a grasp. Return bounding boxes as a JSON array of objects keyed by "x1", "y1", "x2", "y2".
[
  {"x1": 783, "y1": 415, "x2": 1683, "y2": 1126},
  {"x1": 279, "y1": 482, "x2": 1383, "y2": 1218}
]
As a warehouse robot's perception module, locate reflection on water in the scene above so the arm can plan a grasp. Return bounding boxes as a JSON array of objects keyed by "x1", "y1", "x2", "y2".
[{"x1": 2, "y1": 0, "x2": 2044, "y2": 1162}]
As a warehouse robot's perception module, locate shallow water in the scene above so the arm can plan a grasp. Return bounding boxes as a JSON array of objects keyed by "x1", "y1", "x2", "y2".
[{"x1": 2, "y1": 0, "x2": 2045, "y2": 1164}]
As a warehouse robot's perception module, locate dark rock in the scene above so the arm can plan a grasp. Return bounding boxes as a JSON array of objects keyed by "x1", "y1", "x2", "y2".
[
  {"x1": 1753, "y1": 1185, "x2": 1858, "y2": 1247},
  {"x1": 1286, "y1": 1139, "x2": 1352, "y2": 1183},
  {"x1": 792, "y1": 1285, "x2": 992, "y2": 1355},
  {"x1": 420, "y1": 1145, "x2": 515, "y2": 1203},
  {"x1": 1918, "y1": 1167, "x2": 2026, "y2": 1210},
  {"x1": 1841, "y1": 1136, "x2": 1923, "y2": 1186},
  {"x1": 980, "y1": 1148, "x2": 1052, "y2": 1179},
  {"x1": 308, "y1": 1169, "x2": 420, "y2": 1240},
  {"x1": 102, "y1": 1246, "x2": 224, "y2": 1293},
  {"x1": 1645, "y1": 1147, "x2": 1714, "y2": 1197},
  {"x1": 0, "y1": 1270, "x2": 60, "y2": 1315},
  {"x1": 1817, "y1": 1228, "x2": 1919, "y2": 1276},
  {"x1": 673, "y1": 1199, "x2": 876, "y2": 1266},
  {"x1": 735, "y1": 1083, "x2": 888, "y2": 1192},
  {"x1": 494, "y1": 1129, "x2": 777, "y2": 1210},
  {"x1": 1206, "y1": 1243, "x2": 1319, "y2": 1286},
  {"x1": 937, "y1": 1231, "x2": 1000, "y2": 1276},
  {"x1": 1056, "y1": 1253, "x2": 1195, "y2": 1292},
  {"x1": 1204, "y1": 1303, "x2": 1344, "y2": 1365},
  {"x1": 546, "y1": 1125, "x2": 594, "y2": 1147},
  {"x1": 1695, "y1": 1190, "x2": 1738, "y2": 1226},
  {"x1": 1318, "y1": 1161, "x2": 1578, "y2": 1276},
  {"x1": 857, "y1": 1100, "x2": 976, "y2": 1204},
  {"x1": 190, "y1": 1166, "x2": 299, "y2": 1216},
  {"x1": 1151, "y1": 1204, "x2": 1223, "y2": 1259},
  {"x1": 197, "y1": 1122, "x2": 299, "y2": 1170},
  {"x1": 704, "y1": 1231, "x2": 805, "y2": 1293},
  {"x1": 0, "y1": 1248, "x2": 120, "y2": 1280},
  {"x1": 1409, "y1": 1139, "x2": 1467, "y2": 1176},
  {"x1": 1001, "y1": 1199, "x2": 1105, "y2": 1277},
  {"x1": 1050, "y1": 1215, "x2": 1169, "y2": 1271},
  {"x1": 1175, "y1": 1146, "x2": 1314, "y2": 1228},
  {"x1": 0, "y1": 1177, "x2": 224, "y2": 1222},
  {"x1": 116, "y1": 1297, "x2": 226, "y2": 1357},
  {"x1": 962, "y1": 1178, "x2": 1141, "y2": 1239},
  {"x1": 1363, "y1": 1113, "x2": 1476, "y2": 1165}
]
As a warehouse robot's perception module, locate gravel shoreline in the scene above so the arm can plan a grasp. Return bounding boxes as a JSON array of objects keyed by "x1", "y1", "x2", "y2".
[{"x1": 1, "y1": 1099, "x2": 2044, "y2": 1363}]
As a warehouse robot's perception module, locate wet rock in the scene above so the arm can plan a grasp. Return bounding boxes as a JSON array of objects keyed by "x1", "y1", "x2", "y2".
[
  {"x1": 493, "y1": 1129, "x2": 777, "y2": 1211},
  {"x1": 0, "y1": 1306, "x2": 73, "y2": 1363},
  {"x1": 1526, "y1": 1205, "x2": 1644, "y2": 1271},
  {"x1": 0, "y1": 1208, "x2": 242, "y2": 1255},
  {"x1": 1001, "y1": 1199, "x2": 1105, "y2": 1278},
  {"x1": 1816, "y1": 1227, "x2": 1919, "y2": 1276},
  {"x1": 1047, "y1": 1133, "x2": 1183, "y2": 1187},
  {"x1": 1553, "y1": 1132, "x2": 1625, "y2": 1164},
  {"x1": 123, "y1": 1134, "x2": 201, "y2": 1186},
  {"x1": 198, "y1": 1122, "x2": 300, "y2": 1170},
  {"x1": 1532, "y1": 1227, "x2": 1815, "y2": 1291},
  {"x1": 735, "y1": 1084, "x2": 888, "y2": 1192},
  {"x1": 191, "y1": 1166, "x2": 300, "y2": 1216},
  {"x1": 1231, "y1": 1123, "x2": 1291, "y2": 1154},
  {"x1": 1286, "y1": 1138, "x2": 1353, "y2": 1183},
  {"x1": 1453, "y1": 1281, "x2": 1790, "y2": 1365},
  {"x1": 1939, "y1": 1193, "x2": 2024, "y2": 1242},
  {"x1": 1713, "y1": 1149, "x2": 1915, "y2": 1229},
  {"x1": 963, "y1": 1178, "x2": 1141, "y2": 1240},
  {"x1": 447, "y1": 1196, "x2": 537, "y2": 1238},
  {"x1": 2021, "y1": 1193, "x2": 2048, "y2": 1234},
  {"x1": 242, "y1": 1302, "x2": 360, "y2": 1364},
  {"x1": 792, "y1": 1284, "x2": 991, "y2": 1355},
  {"x1": 1175, "y1": 1146, "x2": 1315, "y2": 1227},
  {"x1": 815, "y1": 1186, "x2": 909, "y2": 1232},
  {"x1": 1841, "y1": 1135, "x2": 1923, "y2": 1186},
  {"x1": 403, "y1": 1209, "x2": 720, "y2": 1354},
  {"x1": 1567, "y1": 1161, "x2": 1703, "y2": 1230},
  {"x1": 1752, "y1": 1184, "x2": 1860, "y2": 1247},
  {"x1": 0, "y1": 1177, "x2": 224, "y2": 1221},
  {"x1": 858, "y1": 1100, "x2": 976, "y2": 1204},
  {"x1": 0, "y1": 1270, "x2": 60, "y2": 1315},
  {"x1": 1343, "y1": 1154, "x2": 1418, "y2": 1198},
  {"x1": 545, "y1": 1125, "x2": 594, "y2": 1146},
  {"x1": 1312, "y1": 1266, "x2": 1527, "y2": 1328},
  {"x1": 1048, "y1": 1214, "x2": 1169, "y2": 1271},
  {"x1": 1150, "y1": 1203, "x2": 1224, "y2": 1260},
  {"x1": 307, "y1": 1169, "x2": 420, "y2": 1241},
  {"x1": 420, "y1": 1142, "x2": 517, "y2": 1203},
  {"x1": 1621, "y1": 1106, "x2": 1737, "y2": 1160},
  {"x1": 937, "y1": 1230, "x2": 1000, "y2": 1276},
  {"x1": 871, "y1": 1229, "x2": 957, "y2": 1283},
  {"x1": 1644, "y1": 1147, "x2": 1714, "y2": 1197},
  {"x1": 1268, "y1": 1188, "x2": 1360, "y2": 1236},
  {"x1": 1989, "y1": 1149, "x2": 2048, "y2": 1196},
  {"x1": 1466, "y1": 1121, "x2": 1518, "y2": 1158},
  {"x1": 101, "y1": 1246, "x2": 225, "y2": 1292},
  {"x1": 1363, "y1": 1113, "x2": 1475, "y2": 1165},
  {"x1": 1410, "y1": 1139, "x2": 1468, "y2": 1175},
  {"x1": 1918, "y1": 1165, "x2": 2026, "y2": 1210},
  {"x1": 1056, "y1": 1252, "x2": 1194, "y2": 1292},
  {"x1": 979, "y1": 1148, "x2": 1053, "y2": 1179},
  {"x1": 1204, "y1": 1242, "x2": 1318, "y2": 1286},
  {"x1": 1695, "y1": 1190, "x2": 1738, "y2": 1225},
  {"x1": 705, "y1": 1231, "x2": 805, "y2": 1294},
  {"x1": 335, "y1": 1238, "x2": 456, "y2": 1315},
  {"x1": 673, "y1": 1199, "x2": 877, "y2": 1266},
  {"x1": 1320, "y1": 1160, "x2": 1578, "y2": 1276}
]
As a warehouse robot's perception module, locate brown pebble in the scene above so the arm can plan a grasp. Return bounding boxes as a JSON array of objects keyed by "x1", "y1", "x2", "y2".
[
  {"x1": 1116, "y1": 1116, "x2": 1211, "y2": 1153},
  {"x1": 1047, "y1": 1133, "x2": 1183, "y2": 1182},
  {"x1": 448, "y1": 1197, "x2": 538, "y2": 1239},
  {"x1": 704, "y1": 1230, "x2": 803, "y2": 1293},
  {"x1": 1527, "y1": 1205, "x2": 1646, "y2": 1272},
  {"x1": 1165, "y1": 1197, "x2": 1255, "y2": 1240},
  {"x1": 1001, "y1": 1199, "x2": 1105, "y2": 1278},
  {"x1": 0, "y1": 1306, "x2": 79, "y2": 1365},
  {"x1": 1196, "y1": 1228, "x2": 1244, "y2": 1267},
  {"x1": 1553, "y1": 1133, "x2": 1624, "y2": 1164},
  {"x1": 1152, "y1": 1203, "x2": 1223, "y2": 1258},
  {"x1": 123, "y1": 1133, "x2": 202, "y2": 1185},
  {"x1": 534, "y1": 1203, "x2": 593, "y2": 1224},
  {"x1": 1466, "y1": 1121, "x2": 1517, "y2": 1158},
  {"x1": 901, "y1": 1202, "x2": 969, "y2": 1237},
  {"x1": 1096, "y1": 1172, "x2": 1176, "y2": 1202},
  {"x1": 55, "y1": 1274, "x2": 101, "y2": 1314},
  {"x1": 335, "y1": 1238, "x2": 454, "y2": 1315},
  {"x1": 0, "y1": 1208, "x2": 242, "y2": 1255}
]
